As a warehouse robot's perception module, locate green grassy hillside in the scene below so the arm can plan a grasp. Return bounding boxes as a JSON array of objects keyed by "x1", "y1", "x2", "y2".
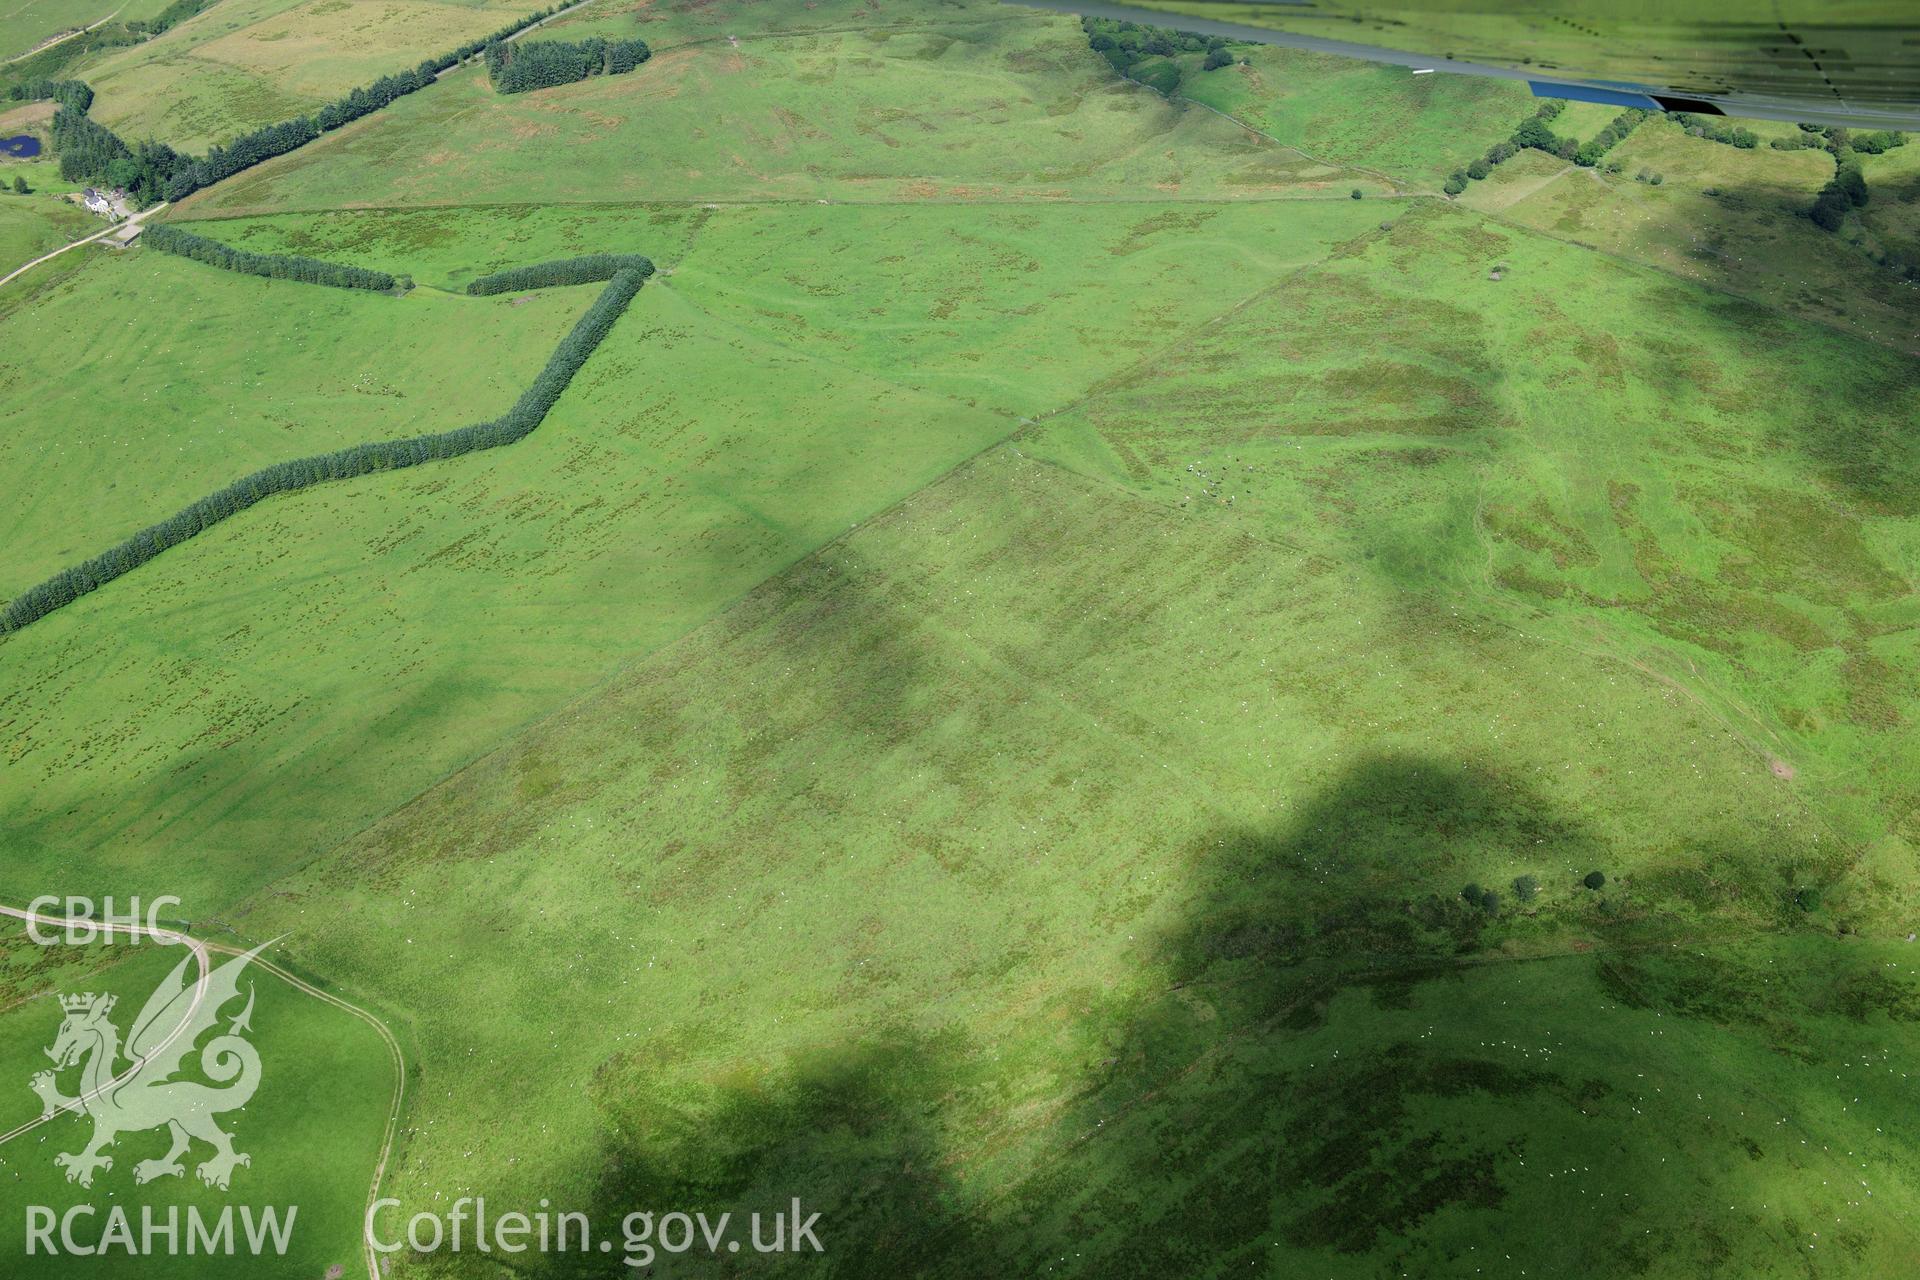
[
  {"x1": 1476, "y1": 115, "x2": 1919, "y2": 347},
  {"x1": 1, "y1": 0, "x2": 1917, "y2": 1275},
  {"x1": 224, "y1": 441, "x2": 1920, "y2": 1277},
  {"x1": 0, "y1": 195, "x2": 1378, "y2": 907}
]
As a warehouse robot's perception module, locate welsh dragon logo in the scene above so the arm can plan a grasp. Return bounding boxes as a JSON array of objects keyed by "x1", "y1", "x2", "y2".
[{"x1": 30, "y1": 941, "x2": 269, "y2": 1190}]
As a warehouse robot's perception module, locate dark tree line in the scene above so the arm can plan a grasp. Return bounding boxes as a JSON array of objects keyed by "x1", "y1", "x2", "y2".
[
  {"x1": 1446, "y1": 102, "x2": 1649, "y2": 194},
  {"x1": 0, "y1": 268, "x2": 648, "y2": 635},
  {"x1": 485, "y1": 36, "x2": 650, "y2": 94},
  {"x1": 1575, "y1": 108, "x2": 1649, "y2": 166},
  {"x1": 1445, "y1": 101, "x2": 1572, "y2": 194},
  {"x1": 1671, "y1": 113, "x2": 1759, "y2": 149},
  {"x1": 1798, "y1": 126, "x2": 1905, "y2": 232},
  {"x1": 37, "y1": 3, "x2": 577, "y2": 203},
  {"x1": 7, "y1": 79, "x2": 92, "y2": 111},
  {"x1": 126, "y1": 0, "x2": 219, "y2": 37},
  {"x1": 465, "y1": 253, "x2": 653, "y2": 294},
  {"x1": 1810, "y1": 158, "x2": 1869, "y2": 231},
  {"x1": 143, "y1": 223, "x2": 398, "y2": 291},
  {"x1": 1080, "y1": 16, "x2": 1237, "y2": 85},
  {"x1": 50, "y1": 106, "x2": 186, "y2": 205},
  {"x1": 1846, "y1": 130, "x2": 1908, "y2": 154},
  {"x1": 163, "y1": 116, "x2": 318, "y2": 198}
]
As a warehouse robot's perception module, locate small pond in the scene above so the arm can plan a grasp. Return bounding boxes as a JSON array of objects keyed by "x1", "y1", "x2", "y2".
[{"x1": 0, "y1": 135, "x2": 42, "y2": 158}]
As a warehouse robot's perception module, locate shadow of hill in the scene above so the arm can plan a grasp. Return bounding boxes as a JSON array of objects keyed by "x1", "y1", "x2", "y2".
[
  {"x1": 933, "y1": 754, "x2": 1610, "y2": 1274},
  {"x1": 570, "y1": 1030, "x2": 988, "y2": 1278},
  {"x1": 416, "y1": 749, "x2": 1920, "y2": 1277},
  {"x1": 520, "y1": 756, "x2": 1615, "y2": 1278}
]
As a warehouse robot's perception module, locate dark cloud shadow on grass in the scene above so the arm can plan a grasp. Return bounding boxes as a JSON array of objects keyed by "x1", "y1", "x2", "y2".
[
  {"x1": 435, "y1": 750, "x2": 1920, "y2": 1277},
  {"x1": 514, "y1": 756, "x2": 1631, "y2": 1278},
  {"x1": 561, "y1": 1030, "x2": 988, "y2": 1278},
  {"x1": 938, "y1": 754, "x2": 1610, "y2": 1274}
]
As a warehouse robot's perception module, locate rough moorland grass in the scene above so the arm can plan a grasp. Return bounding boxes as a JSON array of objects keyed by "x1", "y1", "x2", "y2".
[
  {"x1": 1486, "y1": 115, "x2": 1919, "y2": 348},
  {"x1": 1859, "y1": 139, "x2": 1920, "y2": 263},
  {"x1": 1177, "y1": 43, "x2": 1538, "y2": 186},
  {"x1": 0, "y1": 248, "x2": 584, "y2": 594},
  {"x1": 179, "y1": 6, "x2": 1378, "y2": 215},
  {"x1": 1023, "y1": 202, "x2": 1920, "y2": 857},
  {"x1": 0, "y1": 934, "x2": 393, "y2": 1278},
  {"x1": 6, "y1": 5, "x2": 1919, "y2": 1273},
  {"x1": 658, "y1": 197, "x2": 1390, "y2": 417},
  {"x1": 213, "y1": 445, "x2": 1920, "y2": 1278},
  {"x1": 74, "y1": 0, "x2": 537, "y2": 150},
  {"x1": 1553, "y1": 98, "x2": 1624, "y2": 145},
  {"x1": 0, "y1": 281, "x2": 1009, "y2": 903}
]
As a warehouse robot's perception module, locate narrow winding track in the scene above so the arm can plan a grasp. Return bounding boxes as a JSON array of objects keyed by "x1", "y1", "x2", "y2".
[
  {"x1": 0, "y1": 201, "x2": 167, "y2": 290},
  {"x1": 0, "y1": 5, "x2": 127, "y2": 66}
]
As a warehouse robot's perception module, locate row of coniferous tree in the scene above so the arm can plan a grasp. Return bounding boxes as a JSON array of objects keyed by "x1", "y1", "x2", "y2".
[
  {"x1": 7, "y1": 79, "x2": 92, "y2": 111},
  {"x1": 0, "y1": 267, "x2": 648, "y2": 635},
  {"x1": 143, "y1": 223, "x2": 398, "y2": 291},
  {"x1": 41, "y1": 3, "x2": 578, "y2": 203},
  {"x1": 466, "y1": 253, "x2": 654, "y2": 294},
  {"x1": 486, "y1": 37, "x2": 651, "y2": 94},
  {"x1": 126, "y1": 0, "x2": 219, "y2": 37}
]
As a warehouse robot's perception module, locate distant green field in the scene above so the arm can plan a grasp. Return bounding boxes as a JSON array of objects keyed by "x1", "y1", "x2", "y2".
[
  {"x1": 65, "y1": 0, "x2": 540, "y2": 151},
  {"x1": 541, "y1": 0, "x2": 968, "y2": 47},
  {"x1": 171, "y1": 202, "x2": 718, "y2": 290},
  {"x1": 179, "y1": 11, "x2": 1381, "y2": 215},
  {"x1": 181, "y1": 198, "x2": 1389, "y2": 416},
  {"x1": 0, "y1": 0, "x2": 171, "y2": 61},
  {"x1": 0, "y1": 247, "x2": 586, "y2": 595}
]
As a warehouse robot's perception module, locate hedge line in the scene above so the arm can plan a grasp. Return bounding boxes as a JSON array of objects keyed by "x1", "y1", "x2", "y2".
[
  {"x1": 0, "y1": 268, "x2": 646, "y2": 634},
  {"x1": 1444, "y1": 101, "x2": 1648, "y2": 195},
  {"x1": 143, "y1": 223, "x2": 397, "y2": 291},
  {"x1": 466, "y1": 253, "x2": 653, "y2": 295},
  {"x1": 1575, "y1": 108, "x2": 1648, "y2": 166}
]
